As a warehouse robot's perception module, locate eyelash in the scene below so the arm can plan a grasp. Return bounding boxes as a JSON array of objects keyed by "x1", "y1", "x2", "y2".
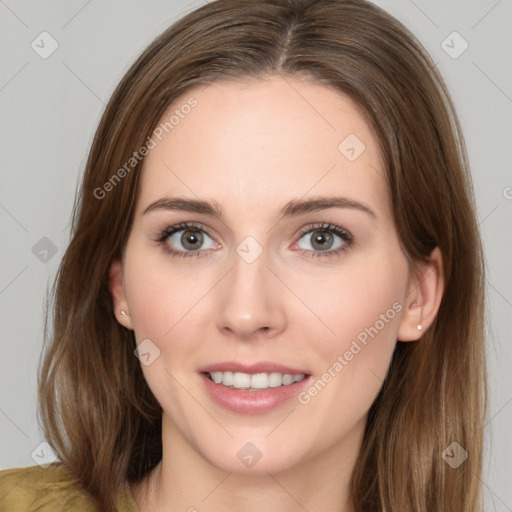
[
  {"x1": 295, "y1": 222, "x2": 353, "y2": 259},
  {"x1": 154, "y1": 221, "x2": 354, "y2": 259},
  {"x1": 155, "y1": 222, "x2": 214, "y2": 259}
]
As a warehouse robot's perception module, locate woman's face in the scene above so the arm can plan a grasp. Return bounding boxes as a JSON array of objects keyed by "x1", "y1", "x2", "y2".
[{"x1": 112, "y1": 75, "x2": 425, "y2": 475}]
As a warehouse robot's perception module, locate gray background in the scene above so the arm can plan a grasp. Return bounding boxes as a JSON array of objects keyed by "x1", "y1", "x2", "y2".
[{"x1": 0, "y1": 0, "x2": 510, "y2": 509}]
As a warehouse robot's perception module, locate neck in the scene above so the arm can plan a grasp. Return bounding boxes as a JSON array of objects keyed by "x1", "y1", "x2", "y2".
[{"x1": 131, "y1": 415, "x2": 364, "y2": 512}]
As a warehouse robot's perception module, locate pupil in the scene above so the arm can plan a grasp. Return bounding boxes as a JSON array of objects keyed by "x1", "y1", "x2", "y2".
[
  {"x1": 312, "y1": 230, "x2": 333, "y2": 251},
  {"x1": 182, "y1": 230, "x2": 203, "y2": 250}
]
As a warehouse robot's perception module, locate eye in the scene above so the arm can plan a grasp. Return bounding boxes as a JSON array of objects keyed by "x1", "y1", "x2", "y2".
[
  {"x1": 295, "y1": 223, "x2": 352, "y2": 256},
  {"x1": 169, "y1": 228, "x2": 216, "y2": 251},
  {"x1": 157, "y1": 222, "x2": 219, "y2": 257}
]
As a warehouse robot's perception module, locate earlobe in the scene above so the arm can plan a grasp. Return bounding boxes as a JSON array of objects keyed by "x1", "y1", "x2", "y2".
[
  {"x1": 397, "y1": 247, "x2": 444, "y2": 342},
  {"x1": 109, "y1": 260, "x2": 134, "y2": 330}
]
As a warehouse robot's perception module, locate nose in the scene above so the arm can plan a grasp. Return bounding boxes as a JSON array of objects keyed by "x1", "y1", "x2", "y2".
[{"x1": 214, "y1": 249, "x2": 287, "y2": 340}]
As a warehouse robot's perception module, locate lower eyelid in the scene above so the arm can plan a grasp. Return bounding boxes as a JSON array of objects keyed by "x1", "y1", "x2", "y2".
[
  {"x1": 164, "y1": 246, "x2": 212, "y2": 258},
  {"x1": 299, "y1": 245, "x2": 350, "y2": 258}
]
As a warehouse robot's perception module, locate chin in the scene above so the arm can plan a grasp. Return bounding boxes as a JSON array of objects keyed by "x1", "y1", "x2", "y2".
[{"x1": 198, "y1": 436, "x2": 309, "y2": 476}]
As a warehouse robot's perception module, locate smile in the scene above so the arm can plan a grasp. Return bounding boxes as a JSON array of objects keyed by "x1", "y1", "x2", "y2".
[{"x1": 207, "y1": 371, "x2": 306, "y2": 390}]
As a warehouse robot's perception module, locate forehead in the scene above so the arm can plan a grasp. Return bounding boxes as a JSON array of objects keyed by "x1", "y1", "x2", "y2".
[{"x1": 137, "y1": 75, "x2": 389, "y2": 221}]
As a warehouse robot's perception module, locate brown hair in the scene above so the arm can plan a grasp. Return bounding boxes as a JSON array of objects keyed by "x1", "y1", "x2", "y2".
[{"x1": 38, "y1": 0, "x2": 486, "y2": 510}]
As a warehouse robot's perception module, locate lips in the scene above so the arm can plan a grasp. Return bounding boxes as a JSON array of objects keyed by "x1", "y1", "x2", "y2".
[
  {"x1": 198, "y1": 361, "x2": 312, "y2": 414},
  {"x1": 198, "y1": 361, "x2": 311, "y2": 375}
]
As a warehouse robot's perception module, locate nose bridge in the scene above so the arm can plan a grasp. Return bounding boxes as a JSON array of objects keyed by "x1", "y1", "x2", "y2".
[
  {"x1": 232, "y1": 247, "x2": 269, "y2": 301},
  {"x1": 214, "y1": 241, "x2": 285, "y2": 338}
]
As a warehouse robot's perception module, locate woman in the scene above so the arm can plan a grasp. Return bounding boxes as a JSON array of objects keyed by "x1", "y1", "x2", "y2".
[{"x1": 0, "y1": 0, "x2": 486, "y2": 510}]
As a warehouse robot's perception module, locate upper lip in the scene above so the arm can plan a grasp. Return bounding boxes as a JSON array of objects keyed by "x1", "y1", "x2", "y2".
[{"x1": 198, "y1": 361, "x2": 310, "y2": 375}]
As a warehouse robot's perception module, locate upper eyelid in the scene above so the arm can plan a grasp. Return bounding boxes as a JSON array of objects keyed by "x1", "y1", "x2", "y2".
[
  {"x1": 161, "y1": 221, "x2": 349, "y2": 235},
  {"x1": 296, "y1": 222, "x2": 351, "y2": 236},
  {"x1": 162, "y1": 221, "x2": 213, "y2": 237}
]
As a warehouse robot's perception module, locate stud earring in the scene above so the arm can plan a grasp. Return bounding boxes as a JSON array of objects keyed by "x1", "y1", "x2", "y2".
[
  {"x1": 121, "y1": 310, "x2": 127, "y2": 315},
  {"x1": 417, "y1": 324, "x2": 422, "y2": 331}
]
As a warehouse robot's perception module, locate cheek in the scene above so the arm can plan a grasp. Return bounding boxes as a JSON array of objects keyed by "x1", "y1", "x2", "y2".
[
  {"x1": 125, "y1": 267, "x2": 179, "y2": 342},
  {"x1": 288, "y1": 246, "x2": 408, "y2": 347},
  {"x1": 291, "y1": 247, "x2": 408, "y2": 427},
  {"x1": 123, "y1": 237, "x2": 178, "y2": 331},
  {"x1": 122, "y1": 250, "x2": 209, "y2": 418},
  {"x1": 122, "y1": 244, "x2": 215, "y2": 368}
]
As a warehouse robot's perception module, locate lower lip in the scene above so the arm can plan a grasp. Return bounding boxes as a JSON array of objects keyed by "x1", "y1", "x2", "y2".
[{"x1": 200, "y1": 373, "x2": 311, "y2": 414}]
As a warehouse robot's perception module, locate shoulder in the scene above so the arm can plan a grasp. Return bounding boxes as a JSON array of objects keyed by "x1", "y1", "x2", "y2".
[{"x1": 0, "y1": 464, "x2": 98, "y2": 512}]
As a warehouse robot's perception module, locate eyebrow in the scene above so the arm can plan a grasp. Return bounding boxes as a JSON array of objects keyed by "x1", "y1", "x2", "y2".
[{"x1": 142, "y1": 196, "x2": 377, "y2": 220}]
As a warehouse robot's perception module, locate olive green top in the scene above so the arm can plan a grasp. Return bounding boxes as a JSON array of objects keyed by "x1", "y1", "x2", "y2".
[{"x1": 0, "y1": 465, "x2": 139, "y2": 511}]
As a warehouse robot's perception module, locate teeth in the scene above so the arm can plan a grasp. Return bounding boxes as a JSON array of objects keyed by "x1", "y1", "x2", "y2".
[
  {"x1": 250, "y1": 373, "x2": 269, "y2": 389},
  {"x1": 282, "y1": 374, "x2": 294, "y2": 385},
  {"x1": 208, "y1": 371, "x2": 306, "y2": 390},
  {"x1": 222, "y1": 371, "x2": 234, "y2": 386},
  {"x1": 269, "y1": 372, "x2": 283, "y2": 387},
  {"x1": 233, "y1": 372, "x2": 251, "y2": 389}
]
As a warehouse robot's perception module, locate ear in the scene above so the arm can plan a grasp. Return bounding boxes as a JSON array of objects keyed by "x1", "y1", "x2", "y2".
[
  {"x1": 109, "y1": 260, "x2": 134, "y2": 330},
  {"x1": 397, "y1": 247, "x2": 444, "y2": 341}
]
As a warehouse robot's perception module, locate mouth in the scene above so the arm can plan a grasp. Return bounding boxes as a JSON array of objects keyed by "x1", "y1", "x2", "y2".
[
  {"x1": 204, "y1": 371, "x2": 306, "y2": 391},
  {"x1": 198, "y1": 362, "x2": 312, "y2": 414}
]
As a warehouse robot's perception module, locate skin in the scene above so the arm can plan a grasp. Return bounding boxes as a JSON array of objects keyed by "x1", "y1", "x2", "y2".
[{"x1": 110, "y1": 75, "x2": 444, "y2": 511}]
